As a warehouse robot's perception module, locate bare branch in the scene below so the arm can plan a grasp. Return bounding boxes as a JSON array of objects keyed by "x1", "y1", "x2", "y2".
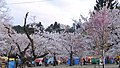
[
  {"x1": 23, "y1": 43, "x2": 30, "y2": 55},
  {"x1": 23, "y1": 12, "x2": 36, "y2": 58}
]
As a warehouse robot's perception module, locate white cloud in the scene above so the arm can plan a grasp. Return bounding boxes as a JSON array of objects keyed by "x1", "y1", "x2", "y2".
[{"x1": 6, "y1": 0, "x2": 96, "y2": 27}]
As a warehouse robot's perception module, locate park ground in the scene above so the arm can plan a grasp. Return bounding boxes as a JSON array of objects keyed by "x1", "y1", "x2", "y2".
[{"x1": 29, "y1": 64, "x2": 119, "y2": 68}]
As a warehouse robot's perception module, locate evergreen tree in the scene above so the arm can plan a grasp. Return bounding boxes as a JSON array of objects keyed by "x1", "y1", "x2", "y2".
[
  {"x1": 13, "y1": 25, "x2": 35, "y2": 34},
  {"x1": 53, "y1": 22, "x2": 58, "y2": 30},
  {"x1": 45, "y1": 22, "x2": 61, "y2": 33},
  {"x1": 45, "y1": 24, "x2": 53, "y2": 33},
  {"x1": 35, "y1": 22, "x2": 44, "y2": 33},
  {"x1": 94, "y1": 0, "x2": 119, "y2": 11},
  {"x1": 12, "y1": 25, "x2": 24, "y2": 33}
]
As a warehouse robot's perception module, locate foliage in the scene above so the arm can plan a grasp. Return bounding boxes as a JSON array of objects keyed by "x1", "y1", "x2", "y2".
[
  {"x1": 0, "y1": 0, "x2": 12, "y2": 23},
  {"x1": 45, "y1": 21, "x2": 61, "y2": 33},
  {"x1": 94, "y1": 0, "x2": 119, "y2": 11},
  {"x1": 0, "y1": 0, "x2": 120, "y2": 64},
  {"x1": 12, "y1": 25, "x2": 24, "y2": 33}
]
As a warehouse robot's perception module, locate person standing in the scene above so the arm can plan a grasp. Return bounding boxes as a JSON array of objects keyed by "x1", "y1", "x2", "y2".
[{"x1": 83, "y1": 58, "x2": 86, "y2": 65}]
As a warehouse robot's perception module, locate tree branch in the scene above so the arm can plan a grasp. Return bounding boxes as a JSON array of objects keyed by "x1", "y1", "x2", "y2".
[
  {"x1": 4, "y1": 25, "x2": 21, "y2": 53},
  {"x1": 23, "y1": 12, "x2": 36, "y2": 58}
]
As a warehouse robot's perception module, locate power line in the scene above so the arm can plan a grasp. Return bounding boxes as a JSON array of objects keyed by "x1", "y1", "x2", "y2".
[{"x1": 7, "y1": 0, "x2": 51, "y2": 5}]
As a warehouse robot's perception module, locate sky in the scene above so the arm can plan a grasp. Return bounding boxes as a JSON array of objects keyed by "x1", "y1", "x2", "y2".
[{"x1": 6, "y1": 0, "x2": 120, "y2": 27}]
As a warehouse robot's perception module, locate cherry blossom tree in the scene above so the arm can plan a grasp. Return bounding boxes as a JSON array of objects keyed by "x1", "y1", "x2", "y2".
[
  {"x1": 0, "y1": 0, "x2": 12, "y2": 23},
  {"x1": 107, "y1": 8, "x2": 120, "y2": 56},
  {"x1": 76, "y1": 6, "x2": 120, "y2": 68},
  {"x1": 85, "y1": 6, "x2": 113, "y2": 57},
  {"x1": 0, "y1": 22, "x2": 14, "y2": 56}
]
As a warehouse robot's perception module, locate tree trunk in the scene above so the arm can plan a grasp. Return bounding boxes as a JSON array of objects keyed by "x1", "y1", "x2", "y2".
[
  {"x1": 70, "y1": 51, "x2": 73, "y2": 66},
  {"x1": 53, "y1": 53, "x2": 57, "y2": 66},
  {"x1": 24, "y1": 12, "x2": 36, "y2": 59}
]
